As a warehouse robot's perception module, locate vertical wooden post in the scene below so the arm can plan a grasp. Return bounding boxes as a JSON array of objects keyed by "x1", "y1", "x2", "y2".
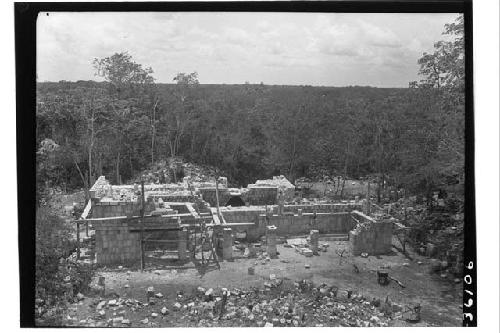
[
  {"x1": 76, "y1": 221, "x2": 80, "y2": 260},
  {"x1": 85, "y1": 220, "x2": 89, "y2": 237},
  {"x1": 193, "y1": 223, "x2": 197, "y2": 259},
  {"x1": 367, "y1": 181, "x2": 371, "y2": 216},
  {"x1": 201, "y1": 223, "x2": 205, "y2": 264},
  {"x1": 140, "y1": 180, "x2": 145, "y2": 271},
  {"x1": 215, "y1": 176, "x2": 221, "y2": 219},
  {"x1": 403, "y1": 188, "x2": 407, "y2": 222}
]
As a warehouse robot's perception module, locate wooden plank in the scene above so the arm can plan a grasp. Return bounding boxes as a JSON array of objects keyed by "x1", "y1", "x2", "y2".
[
  {"x1": 80, "y1": 199, "x2": 92, "y2": 219},
  {"x1": 142, "y1": 239, "x2": 179, "y2": 243}
]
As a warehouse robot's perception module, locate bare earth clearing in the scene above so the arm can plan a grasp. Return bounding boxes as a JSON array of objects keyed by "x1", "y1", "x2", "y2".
[{"x1": 64, "y1": 239, "x2": 462, "y2": 327}]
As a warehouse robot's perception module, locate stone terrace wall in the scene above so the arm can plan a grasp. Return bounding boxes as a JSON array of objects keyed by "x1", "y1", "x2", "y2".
[
  {"x1": 92, "y1": 201, "x2": 155, "y2": 218},
  {"x1": 284, "y1": 203, "x2": 363, "y2": 214},
  {"x1": 94, "y1": 216, "x2": 184, "y2": 265},
  {"x1": 349, "y1": 211, "x2": 393, "y2": 256},
  {"x1": 148, "y1": 193, "x2": 196, "y2": 203},
  {"x1": 94, "y1": 220, "x2": 141, "y2": 265},
  {"x1": 221, "y1": 208, "x2": 266, "y2": 224},
  {"x1": 242, "y1": 187, "x2": 278, "y2": 205},
  {"x1": 225, "y1": 212, "x2": 354, "y2": 242}
]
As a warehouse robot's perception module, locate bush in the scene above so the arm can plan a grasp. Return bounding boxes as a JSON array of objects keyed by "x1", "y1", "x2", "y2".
[{"x1": 35, "y1": 206, "x2": 94, "y2": 326}]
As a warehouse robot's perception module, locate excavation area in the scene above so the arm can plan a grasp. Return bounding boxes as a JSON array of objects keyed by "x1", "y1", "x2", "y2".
[
  {"x1": 66, "y1": 241, "x2": 462, "y2": 327},
  {"x1": 57, "y1": 174, "x2": 463, "y2": 327}
]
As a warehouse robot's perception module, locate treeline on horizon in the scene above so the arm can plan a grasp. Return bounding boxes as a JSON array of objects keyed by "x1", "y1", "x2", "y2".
[{"x1": 36, "y1": 16, "x2": 465, "y2": 203}]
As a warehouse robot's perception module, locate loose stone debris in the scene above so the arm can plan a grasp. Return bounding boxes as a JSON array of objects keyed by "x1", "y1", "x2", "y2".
[{"x1": 71, "y1": 278, "x2": 421, "y2": 327}]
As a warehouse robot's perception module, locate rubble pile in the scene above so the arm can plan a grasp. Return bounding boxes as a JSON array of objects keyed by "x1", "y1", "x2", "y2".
[
  {"x1": 134, "y1": 158, "x2": 217, "y2": 184},
  {"x1": 285, "y1": 238, "x2": 329, "y2": 257},
  {"x1": 66, "y1": 279, "x2": 404, "y2": 327}
]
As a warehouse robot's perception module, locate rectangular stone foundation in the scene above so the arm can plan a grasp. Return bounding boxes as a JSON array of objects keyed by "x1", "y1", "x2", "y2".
[
  {"x1": 349, "y1": 212, "x2": 393, "y2": 256},
  {"x1": 94, "y1": 220, "x2": 141, "y2": 265},
  {"x1": 223, "y1": 212, "x2": 355, "y2": 242}
]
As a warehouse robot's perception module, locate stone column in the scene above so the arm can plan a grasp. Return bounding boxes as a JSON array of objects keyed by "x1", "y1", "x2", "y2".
[
  {"x1": 309, "y1": 229, "x2": 319, "y2": 254},
  {"x1": 178, "y1": 227, "x2": 188, "y2": 260},
  {"x1": 266, "y1": 225, "x2": 277, "y2": 258},
  {"x1": 222, "y1": 228, "x2": 233, "y2": 260},
  {"x1": 277, "y1": 189, "x2": 285, "y2": 216}
]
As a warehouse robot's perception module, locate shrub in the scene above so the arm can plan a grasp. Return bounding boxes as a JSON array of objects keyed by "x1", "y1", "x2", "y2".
[{"x1": 35, "y1": 206, "x2": 94, "y2": 326}]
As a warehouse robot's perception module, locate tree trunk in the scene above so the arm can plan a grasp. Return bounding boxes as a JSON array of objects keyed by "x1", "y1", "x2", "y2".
[
  {"x1": 88, "y1": 147, "x2": 94, "y2": 186},
  {"x1": 169, "y1": 139, "x2": 175, "y2": 158},
  {"x1": 377, "y1": 174, "x2": 382, "y2": 203},
  {"x1": 115, "y1": 151, "x2": 121, "y2": 185},
  {"x1": 340, "y1": 177, "x2": 346, "y2": 199},
  {"x1": 427, "y1": 183, "x2": 434, "y2": 212},
  {"x1": 129, "y1": 152, "x2": 134, "y2": 179},
  {"x1": 151, "y1": 99, "x2": 158, "y2": 166},
  {"x1": 73, "y1": 158, "x2": 89, "y2": 201},
  {"x1": 340, "y1": 142, "x2": 349, "y2": 199}
]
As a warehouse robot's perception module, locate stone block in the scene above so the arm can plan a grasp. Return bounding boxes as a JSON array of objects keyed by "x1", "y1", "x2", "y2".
[
  {"x1": 309, "y1": 230, "x2": 319, "y2": 252},
  {"x1": 266, "y1": 225, "x2": 277, "y2": 258},
  {"x1": 178, "y1": 228, "x2": 188, "y2": 260}
]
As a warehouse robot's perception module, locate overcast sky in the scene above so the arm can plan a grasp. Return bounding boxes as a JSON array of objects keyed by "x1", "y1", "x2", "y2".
[{"x1": 37, "y1": 12, "x2": 460, "y2": 87}]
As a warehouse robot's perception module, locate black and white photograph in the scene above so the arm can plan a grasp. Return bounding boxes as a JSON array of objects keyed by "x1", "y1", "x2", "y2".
[{"x1": 10, "y1": 0, "x2": 498, "y2": 330}]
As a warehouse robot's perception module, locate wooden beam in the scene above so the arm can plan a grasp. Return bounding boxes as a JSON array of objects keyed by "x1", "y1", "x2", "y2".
[
  {"x1": 142, "y1": 239, "x2": 179, "y2": 243},
  {"x1": 72, "y1": 213, "x2": 211, "y2": 224},
  {"x1": 140, "y1": 180, "x2": 145, "y2": 271},
  {"x1": 76, "y1": 222, "x2": 80, "y2": 260}
]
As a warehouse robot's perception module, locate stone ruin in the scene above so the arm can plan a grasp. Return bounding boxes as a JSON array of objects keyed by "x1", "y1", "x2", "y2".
[{"x1": 79, "y1": 175, "x2": 394, "y2": 265}]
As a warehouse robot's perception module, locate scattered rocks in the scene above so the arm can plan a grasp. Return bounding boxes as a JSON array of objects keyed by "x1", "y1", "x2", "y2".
[{"x1": 96, "y1": 301, "x2": 106, "y2": 310}]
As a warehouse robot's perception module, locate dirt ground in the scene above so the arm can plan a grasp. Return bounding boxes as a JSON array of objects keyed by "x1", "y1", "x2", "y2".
[{"x1": 64, "y1": 238, "x2": 462, "y2": 327}]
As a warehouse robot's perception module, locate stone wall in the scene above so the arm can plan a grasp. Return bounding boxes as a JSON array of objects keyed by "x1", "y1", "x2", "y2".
[
  {"x1": 94, "y1": 220, "x2": 141, "y2": 265},
  {"x1": 221, "y1": 208, "x2": 266, "y2": 224},
  {"x1": 251, "y1": 175, "x2": 295, "y2": 202},
  {"x1": 148, "y1": 193, "x2": 196, "y2": 203},
  {"x1": 224, "y1": 211, "x2": 354, "y2": 242},
  {"x1": 242, "y1": 187, "x2": 278, "y2": 205},
  {"x1": 349, "y1": 211, "x2": 393, "y2": 256},
  {"x1": 92, "y1": 201, "x2": 155, "y2": 218},
  {"x1": 283, "y1": 203, "x2": 363, "y2": 214}
]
